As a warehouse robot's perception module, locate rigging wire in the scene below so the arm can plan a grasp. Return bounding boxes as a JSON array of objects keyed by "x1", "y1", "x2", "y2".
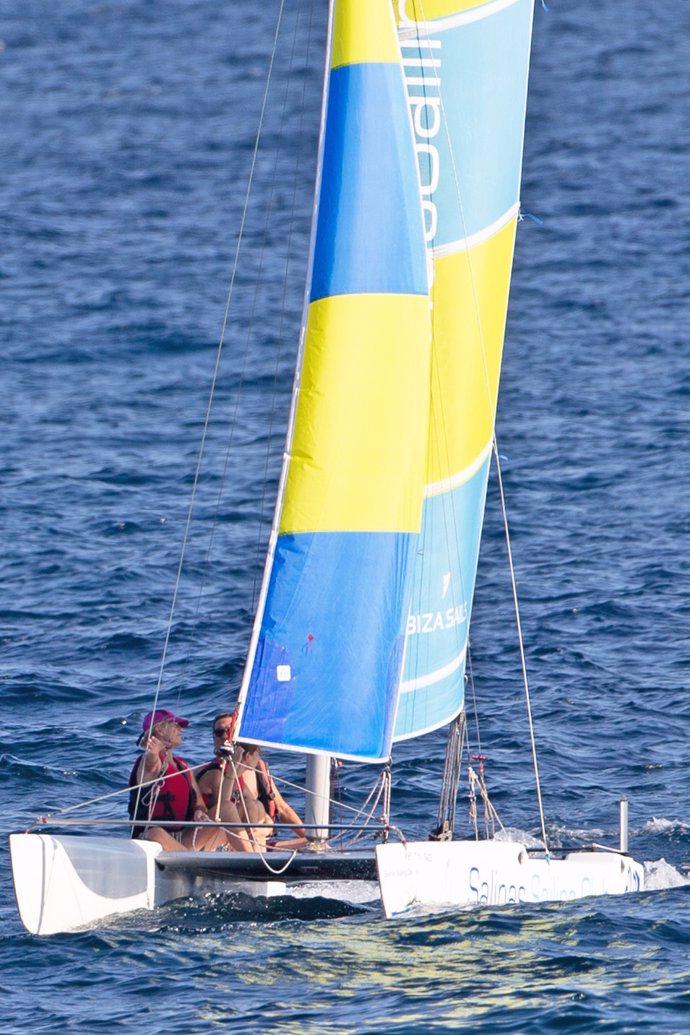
[
  {"x1": 492, "y1": 438, "x2": 549, "y2": 851},
  {"x1": 190, "y1": 2, "x2": 315, "y2": 638},
  {"x1": 30, "y1": 757, "x2": 388, "y2": 851},
  {"x1": 127, "y1": 1, "x2": 287, "y2": 825},
  {"x1": 251, "y1": 0, "x2": 319, "y2": 614},
  {"x1": 465, "y1": 646, "x2": 482, "y2": 757},
  {"x1": 148, "y1": 0, "x2": 287, "y2": 711},
  {"x1": 405, "y1": 0, "x2": 548, "y2": 846}
]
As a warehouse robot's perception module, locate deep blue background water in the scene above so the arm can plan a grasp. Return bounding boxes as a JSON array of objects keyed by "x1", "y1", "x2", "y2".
[{"x1": 2, "y1": 1, "x2": 690, "y2": 1032}]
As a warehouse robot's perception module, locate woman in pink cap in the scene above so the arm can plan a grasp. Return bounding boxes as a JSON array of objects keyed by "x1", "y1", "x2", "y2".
[{"x1": 128, "y1": 708, "x2": 250, "y2": 852}]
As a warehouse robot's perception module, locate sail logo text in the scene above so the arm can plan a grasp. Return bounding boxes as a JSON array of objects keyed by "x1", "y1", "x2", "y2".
[
  {"x1": 407, "y1": 603, "x2": 468, "y2": 636},
  {"x1": 401, "y1": 37, "x2": 442, "y2": 244}
]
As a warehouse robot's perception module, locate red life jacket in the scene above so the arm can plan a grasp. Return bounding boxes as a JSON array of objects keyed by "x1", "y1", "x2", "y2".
[
  {"x1": 128, "y1": 753, "x2": 196, "y2": 838},
  {"x1": 196, "y1": 758, "x2": 225, "y2": 809}
]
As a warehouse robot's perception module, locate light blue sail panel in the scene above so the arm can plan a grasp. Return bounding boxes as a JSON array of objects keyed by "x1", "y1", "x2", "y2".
[
  {"x1": 395, "y1": 662, "x2": 465, "y2": 741},
  {"x1": 241, "y1": 531, "x2": 416, "y2": 761},
  {"x1": 400, "y1": 0, "x2": 533, "y2": 247},
  {"x1": 394, "y1": 457, "x2": 490, "y2": 741},
  {"x1": 311, "y1": 62, "x2": 428, "y2": 301}
]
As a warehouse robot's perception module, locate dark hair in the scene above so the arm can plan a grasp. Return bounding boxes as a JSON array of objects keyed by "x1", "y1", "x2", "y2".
[{"x1": 212, "y1": 712, "x2": 234, "y2": 730}]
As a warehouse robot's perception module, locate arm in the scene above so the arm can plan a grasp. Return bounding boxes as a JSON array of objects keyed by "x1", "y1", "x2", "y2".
[
  {"x1": 195, "y1": 764, "x2": 240, "y2": 822},
  {"x1": 189, "y1": 771, "x2": 211, "y2": 821},
  {"x1": 197, "y1": 768, "x2": 220, "y2": 811},
  {"x1": 271, "y1": 783, "x2": 305, "y2": 838},
  {"x1": 136, "y1": 735, "x2": 166, "y2": 782}
]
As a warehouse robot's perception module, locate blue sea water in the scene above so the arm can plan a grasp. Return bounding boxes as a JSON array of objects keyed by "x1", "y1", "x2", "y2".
[{"x1": 2, "y1": 1, "x2": 690, "y2": 1032}]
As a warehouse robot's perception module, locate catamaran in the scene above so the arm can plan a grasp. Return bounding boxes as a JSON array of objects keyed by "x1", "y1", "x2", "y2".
[{"x1": 10, "y1": 0, "x2": 643, "y2": 935}]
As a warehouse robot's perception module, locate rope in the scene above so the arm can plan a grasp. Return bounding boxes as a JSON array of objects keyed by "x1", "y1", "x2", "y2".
[
  {"x1": 190, "y1": 1, "x2": 311, "y2": 649},
  {"x1": 467, "y1": 759, "x2": 505, "y2": 840},
  {"x1": 465, "y1": 647, "x2": 482, "y2": 757},
  {"x1": 236, "y1": 758, "x2": 388, "y2": 848},
  {"x1": 336, "y1": 770, "x2": 388, "y2": 848},
  {"x1": 33, "y1": 757, "x2": 220, "y2": 823},
  {"x1": 31, "y1": 752, "x2": 386, "y2": 855},
  {"x1": 255, "y1": 850, "x2": 299, "y2": 876}
]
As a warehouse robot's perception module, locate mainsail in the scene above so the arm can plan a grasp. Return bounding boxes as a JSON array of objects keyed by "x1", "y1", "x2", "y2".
[
  {"x1": 237, "y1": 0, "x2": 431, "y2": 762},
  {"x1": 393, "y1": 0, "x2": 535, "y2": 740}
]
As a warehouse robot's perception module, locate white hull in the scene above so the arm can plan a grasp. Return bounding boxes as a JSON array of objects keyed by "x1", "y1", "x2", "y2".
[
  {"x1": 9, "y1": 833, "x2": 378, "y2": 936},
  {"x1": 376, "y1": 840, "x2": 645, "y2": 918},
  {"x1": 10, "y1": 832, "x2": 645, "y2": 934},
  {"x1": 10, "y1": 833, "x2": 162, "y2": 935}
]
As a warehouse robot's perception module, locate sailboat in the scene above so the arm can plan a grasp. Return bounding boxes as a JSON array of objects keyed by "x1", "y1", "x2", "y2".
[{"x1": 10, "y1": 0, "x2": 643, "y2": 935}]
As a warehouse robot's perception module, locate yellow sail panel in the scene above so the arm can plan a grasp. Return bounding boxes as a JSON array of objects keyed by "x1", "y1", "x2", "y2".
[
  {"x1": 427, "y1": 217, "x2": 517, "y2": 486},
  {"x1": 331, "y1": 0, "x2": 400, "y2": 70},
  {"x1": 280, "y1": 293, "x2": 431, "y2": 535},
  {"x1": 400, "y1": 0, "x2": 495, "y2": 21}
]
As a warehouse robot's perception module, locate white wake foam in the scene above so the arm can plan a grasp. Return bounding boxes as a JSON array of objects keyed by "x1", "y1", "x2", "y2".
[{"x1": 643, "y1": 858, "x2": 690, "y2": 890}]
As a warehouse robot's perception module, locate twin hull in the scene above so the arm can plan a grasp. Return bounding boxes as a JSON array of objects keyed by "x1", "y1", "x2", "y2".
[{"x1": 10, "y1": 832, "x2": 643, "y2": 935}]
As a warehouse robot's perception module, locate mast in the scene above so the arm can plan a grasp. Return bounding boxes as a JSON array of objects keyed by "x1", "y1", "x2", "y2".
[{"x1": 305, "y1": 755, "x2": 331, "y2": 841}]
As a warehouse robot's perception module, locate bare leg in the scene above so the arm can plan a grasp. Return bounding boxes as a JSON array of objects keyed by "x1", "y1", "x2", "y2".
[
  {"x1": 141, "y1": 824, "x2": 247, "y2": 853},
  {"x1": 217, "y1": 800, "x2": 256, "y2": 853},
  {"x1": 238, "y1": 794, "x2": 273, "y2": 850},
  {"x1": 141, "y1": 827, "x2": 188, "y2": 852},
  {"x1": 268, "y1": 837, "x2": 308, "y2": 851},
  {"x1": 181, "y1": 826, "x2": 233, "y2": 852}
]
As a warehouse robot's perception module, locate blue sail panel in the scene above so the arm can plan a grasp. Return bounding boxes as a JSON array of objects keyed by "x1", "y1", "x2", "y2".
[
  {"x1": 395, "y1": 458, "x2": 490, "y2": 739},
  {"x1": 241, "y1": 531, "x2": 415, "y2": 761},
  {"x1": 311, "y1": 62, "x2": 428, "y2": 301}
]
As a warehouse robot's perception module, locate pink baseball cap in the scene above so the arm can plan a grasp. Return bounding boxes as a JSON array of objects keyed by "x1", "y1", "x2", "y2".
[{"x1": 141, "y1": 708, "x2": 189, "y2": 732}]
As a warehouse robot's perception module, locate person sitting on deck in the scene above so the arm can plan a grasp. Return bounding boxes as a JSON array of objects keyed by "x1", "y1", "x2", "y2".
[
  {"x1": 237, "y1": 742, "x2": 306, "y2": 850},
  {"x1": 127, "y1": 708, "x2": 248, "y2": 853},
  {"x1": 196, "y1": 712, "x2": 262, "y2": 852}
]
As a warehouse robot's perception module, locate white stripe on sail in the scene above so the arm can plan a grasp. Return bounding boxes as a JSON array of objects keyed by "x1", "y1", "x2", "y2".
[
  {"x1": 424, "y1": 438, "x2": 492, "y2": 498},
  {"x1": 402, "y1": 56, "x2": 442, "y2": 68},
  {"x1": 393, "y1": 706, "x2": 464, "y2": 744},
  {"x1": 433, "y1": 203, "x2": 519, "y2": 260},
  {"x1": 399, "y1": 643, "x2": 467, "y2": 694},
  {"x1": 399, "y1": 0, "x2": 522, "y2": 38}
]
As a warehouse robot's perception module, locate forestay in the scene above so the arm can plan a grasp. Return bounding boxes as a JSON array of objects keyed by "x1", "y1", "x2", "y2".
[{"x1": 237, "y1": 0, "x2": 431, "y2": 762}]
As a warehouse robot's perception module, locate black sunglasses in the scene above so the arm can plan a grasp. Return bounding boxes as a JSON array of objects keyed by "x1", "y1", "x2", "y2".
[{"x1": 214, "y1": 726, "x2": 234, "y2": 737}]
